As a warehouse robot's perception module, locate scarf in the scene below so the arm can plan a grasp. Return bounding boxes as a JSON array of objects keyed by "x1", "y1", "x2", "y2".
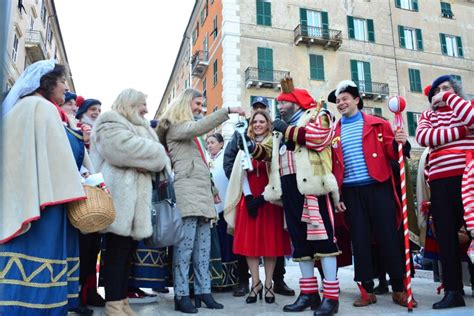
[{"x1": 288, "y1": 108, "x2": 304, "y2": 126}]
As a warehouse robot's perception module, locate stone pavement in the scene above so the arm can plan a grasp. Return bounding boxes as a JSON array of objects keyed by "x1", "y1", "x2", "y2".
[{"x1": 86, "y1": 261, "x2": 474, "y2": 315}]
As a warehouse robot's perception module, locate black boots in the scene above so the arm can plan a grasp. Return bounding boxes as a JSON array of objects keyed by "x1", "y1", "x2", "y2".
[
  {"x1": 174, "y1": 296, "x2": 198, "y2": 314},
  {"x1": 432, "y1": 290, "x2": 465, "y2": 309},
  {"x1": 283, "y1": 292, "x2": 321, "y2": 312},
  {"x1": 274, "y1": 280, "x2": 296, "y2": 296},
  {"x1": 194, "y1": 293, "x2": 224, "y2": 309},
  {"x1": 313, "y1": 298, "x2": 339, "y2": 316}
]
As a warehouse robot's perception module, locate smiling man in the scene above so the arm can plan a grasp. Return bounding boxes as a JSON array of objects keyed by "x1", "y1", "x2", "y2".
[
  {"x1": 329, "y1": 80, "x2": 414, "y2": 308},
  {"x1": 76, "y1": 98, "x2": 102, "y2": 127}
]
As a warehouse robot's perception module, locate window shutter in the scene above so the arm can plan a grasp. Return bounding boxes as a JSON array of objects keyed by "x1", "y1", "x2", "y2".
[
  {"x1": 347, "y1": 16, "x2": 355, "y2": 39},
  {"x1": 456, "y1": 36, "x2": 464, "y2": 57},
  {"x1": 321, "y1": 11, "x2": 329, "y2": 39},
  {"x1": 300, "y1": 8, "x2": 308, "y2": 36},
  {"x1": 367, "y1": 19, "x2": 375, "y2": 42},
  {"x1": 364, "y1": 62, "x2": 372, "y2": 92},
  {"x1": 309, "y1": 54, "x2": 324, "y2": 80},
  {"x1": 413, "y1": 0, "x2": 419, "y2": 12},
  {"x1": 256, "y1": 0, "x2": 263, "y2": 25},
  {"x1": 374, "y1": 108, "x2": 382, "y2": 116},
  {"x1": 416, "y1": 28, "x2": 423, "y2": 51},
  {"x1": 258, "y1": 47, "x2": 273, "y2": 81},
  {"x1": 213, "y1": 16, "x2": 218, "y2": 39},
  {"x1": 264, "y1": 0, "x2": 271, "y2": 26},
  {"x1": 395, "y1": 0, "x2": 401, "y2": 8},
  {"x1": 407, "y1": 112, "x2": 416, "y2": 136},
  {"x1": 440, "y1": 33, "x2": 447, "y2": 54},
  {"x1": 350, "y1": 60, "x2": 358, "y2": 82},
  {"x1": 398, "y1": 25, "x2": 406, "y2": 48},
  {"x1": 409, "y1": 69, "x2": 421, "y2": 92}
]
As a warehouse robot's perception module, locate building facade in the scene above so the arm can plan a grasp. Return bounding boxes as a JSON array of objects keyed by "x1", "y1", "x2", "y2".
[
  {"x1": 157, "y1": 0, "x2": 474, "y2": 151},
  {"x1": 3, "y1": 0, "x2": 75, "y2": 93}
]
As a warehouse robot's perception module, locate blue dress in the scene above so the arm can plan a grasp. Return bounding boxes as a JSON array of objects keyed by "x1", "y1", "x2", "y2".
[{"x1": 0, "y1": 127, "x2": 84, "y2": 315}]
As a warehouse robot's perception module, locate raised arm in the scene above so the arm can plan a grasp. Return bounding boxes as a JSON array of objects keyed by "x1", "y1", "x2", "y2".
[
  {"x1": 416, "y1": 111, "x2": 467, "y2": 147},
  {"x1": 167, "y1": 108, "x2": 229, "y2": 141}
]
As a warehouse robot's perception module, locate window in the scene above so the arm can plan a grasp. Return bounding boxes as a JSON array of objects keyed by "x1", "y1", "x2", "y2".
[
  {"x1": 212, "y1": 60, "x2": 218, "y2": 86},
  {"x1": 257, "y1": 47, "x2": 273, "y2": 81},
  {"x1": 300, "y1": 9, "x2": 329, "y2": 38},
  {"x1": 398, "y1": 26, "x2": 423, "y2": 50},
  {"x1": 12, "y1": 33, "x2": 19, "y2": 62},
  {"x1": 200, "y1": 7, "x2": 207, "y2": 26},
  {"x1": 202, "y1": 78, "x2": 207, "y2": 99},
  {"x1": 46, "y1": 21, "x2": 53, "y2": 45},
  {"x1": 41, "y1": 0, "x2": 47, "y2": 25},
  {"x1": 440, "y1": 33, "x2": 463, "y2": 57},
  {"x1": 395, "y1": 0, "x2": 419, "y2": 11},
  {"x1": 407, "y1": 111, "x2": 422, "y2": 136},
  {"x1": 184, "y1": 79, "x2": 189, "y2": 89},
  {"x1": 451, "y1": 74, "x2": 462, "y2": 84},
  {"x1": 256, "y1": 0, "x2": 271, "y2": 26},
  {"x1": 350, "y1": 60, "x2": 372, "y2": 93},
  {"x1": 441, "y1": 2, "x2": 454, "y2": 19},
  {"x1": 408, "y1": 69, "x2": 422, "y2": 93},
  {"x1": 212, "y1": 16, "x2": 218, "y2": 39},
  {"x1": 309, "y1": 54, "x2": 324, "y2": 81},
  {"x1": 362, "y1": 107, "x2": 382, "y2": 116},
  {"x1": 211, "y1": 0, "x2": 214, "y2": 4},
  {"x1": 347, "y1": 16, "x2": 375, "y2": 42}
]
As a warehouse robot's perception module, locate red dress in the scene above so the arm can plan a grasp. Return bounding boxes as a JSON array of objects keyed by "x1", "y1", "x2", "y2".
[{"x1": 233, "y1": 159, "x2": 291, "y2": 257}]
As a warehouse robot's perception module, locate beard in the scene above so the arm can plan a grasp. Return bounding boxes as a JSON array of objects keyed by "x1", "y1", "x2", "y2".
[
  {"x1": 281, "y1": 103, "x2": 297, "y2": 123},
  {"x1": 128, "y1": 109, "x2": 149, "y2": 127},
  {"x1": 81, "y1": 114, "x2": 97, "y2": 127}
]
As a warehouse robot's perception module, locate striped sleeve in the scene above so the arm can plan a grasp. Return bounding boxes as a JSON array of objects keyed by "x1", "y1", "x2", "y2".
[
  {"x1": 305, "y1": 112, "x2": 333, "y2": 152},
  {"x1": 285, "y1": 126, "x2": 306, "y2": 145},
  {"x1": 415, "y1": 111, "x2": 467, "y2": 147},
  {"x1": 463, "y1": 156, "x2": 474, "y2": 232},
  {"x1": 444, "y1": 92, "x2": 474, "y2": 128}
]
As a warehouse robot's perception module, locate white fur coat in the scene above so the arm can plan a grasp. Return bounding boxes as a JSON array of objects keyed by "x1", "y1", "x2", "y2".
[{"x1": 90, "y1": 110, "x2": 170, "y2": 240}]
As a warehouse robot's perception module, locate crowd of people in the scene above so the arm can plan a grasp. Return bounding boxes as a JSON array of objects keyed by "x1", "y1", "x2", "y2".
[{"x1": 0, "y1": 59, "x2": 473, "y2": 316}]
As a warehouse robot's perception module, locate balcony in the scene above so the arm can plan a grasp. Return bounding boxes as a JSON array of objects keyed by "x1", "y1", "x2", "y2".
[
  {"x1": 191, "y1": 50, "x2": 209, "y2": 78},
  {"x1": 355, "y1": 80, "x2": 389, "y2": 100},
  {"x1": 244, "y1": 67, "x2": 290, "y2": 89},
  {"x1": 24, "y1": 29, "x2": 46, "y2": 62},
  {"x1": 294, "y1": 24, "x2": 342, "y2": 50}
]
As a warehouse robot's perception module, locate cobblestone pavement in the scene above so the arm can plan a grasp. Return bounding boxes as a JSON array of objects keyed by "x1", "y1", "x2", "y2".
[{"x1": 86, "y1": 261, "x2": 474, "y2": 315}]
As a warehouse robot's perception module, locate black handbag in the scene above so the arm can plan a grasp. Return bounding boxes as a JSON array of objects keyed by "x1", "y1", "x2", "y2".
[{"x1": 144, "y1": 170, "x2": 184, "y2": 247}]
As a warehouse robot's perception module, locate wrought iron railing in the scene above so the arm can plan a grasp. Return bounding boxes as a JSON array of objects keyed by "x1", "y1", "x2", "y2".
[
  {"x1": 244, "y1": 67, "x2": 290, "y2": 83},
  {"x1": 294, "y1": 24, "x2": 342, "y2": 42},
  {"x1": 191, "y1": 50, "x2": 209, "y2": 69},
  {"x1": 354, "y1": 80, "x2": 389, "y2": 96}
]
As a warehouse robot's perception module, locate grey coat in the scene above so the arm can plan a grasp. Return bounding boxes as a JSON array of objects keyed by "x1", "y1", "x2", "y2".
[{"x1": 157, "y1": 108, "x2": 229, "y2": 219}]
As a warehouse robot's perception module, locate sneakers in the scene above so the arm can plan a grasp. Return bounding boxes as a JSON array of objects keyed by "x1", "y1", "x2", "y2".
[{"x1": 127, "y1": 288, "x2": 157, "y2": 304}]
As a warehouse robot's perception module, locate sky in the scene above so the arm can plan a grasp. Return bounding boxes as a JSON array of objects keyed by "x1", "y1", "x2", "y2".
[{"x1": 55, "y1": 0, "x2": 195, "y2": 119}]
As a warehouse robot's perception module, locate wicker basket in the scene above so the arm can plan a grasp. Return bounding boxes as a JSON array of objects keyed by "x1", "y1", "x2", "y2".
[{"x1": 68, "y1": 185, "x2": 116, "y2": 233}]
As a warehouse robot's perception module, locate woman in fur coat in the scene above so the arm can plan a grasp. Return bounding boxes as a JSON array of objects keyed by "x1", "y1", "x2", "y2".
[
  {"x1": 90, "y1": 88, "x2": 170, "y2": 316},
  {"x1": 157, "y1": 88, "x2": 244, "y2": 313}
]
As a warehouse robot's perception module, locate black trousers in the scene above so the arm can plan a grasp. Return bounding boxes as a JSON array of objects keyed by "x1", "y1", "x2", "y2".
[
  {"x1": 430, "y1": 176, "x2": 465, "y2": 291},
  {"x1": 235, "y1": 255, "x2": 286, "y2": 284},
  {"x1": 281, "y1": 174, "x2": 339, "y2": 260},
  {"x1": 79, "y1": 232, "x2": 102, "y2": 285},
  {"x1": 343, "y1": 181, "x2": 404, "y2": 283},
  {"x1": 102, "y1": 233, "x2": 138, "y2": 301}
]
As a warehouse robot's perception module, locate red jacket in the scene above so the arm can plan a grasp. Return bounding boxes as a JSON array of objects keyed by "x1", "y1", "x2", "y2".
[{"x1": 332, "y1": 112, "x2": 398, "y2": 188}]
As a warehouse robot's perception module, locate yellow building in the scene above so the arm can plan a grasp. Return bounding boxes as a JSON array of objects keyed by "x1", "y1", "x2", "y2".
[
  {"x1": 158, "y1": 0, "x2": 474, "y2": 151},
  {"x1": 3, "y1": 0, "x2": 75, "y2": 92}
]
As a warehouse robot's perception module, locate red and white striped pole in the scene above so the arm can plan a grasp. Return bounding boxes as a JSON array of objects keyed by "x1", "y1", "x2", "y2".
[{"x1": 388, "y1": 96, "x2": 413, "y2": 312}]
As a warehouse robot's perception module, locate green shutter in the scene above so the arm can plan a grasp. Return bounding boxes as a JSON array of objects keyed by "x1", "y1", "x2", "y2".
[
  {"x1": 264, "y1": 1, "x2": 271, "y2": 26},
  {"x1": 374, "y1": 108, "x2": 382, "y2": 116},
  {"x1": 347, "y1": 16, "x2": 355, "y2": 39},
  {"x1": 413, "y1": 0, "x2": 419, "y2": 11},
  {"x1": 257, "y1": 0, "x2": 271, "y2": 26},
  {"x1": 451, "y1": 74, "x2": 462, "y2": 84},
  {"x1": 367, "y1": 19, "x2": 375, "y2": 43},
  {"x1": 441, "y1": 2, "x2": 452, "y2": 17},
  {"x1": 456, "y1": 36, "x2": 464, "y2": 57},
  {"x1": 258, "y1": 47, "x2": 273, "y2": 81},
  {"x1": 364, "y1": 62, "x2": 372, "y2": 92},
  {"x1": 407, "y1": 112, "x2": 416, "y2": 136},
  {"x1": 256, "y1": 0, "x2": 263, "y2": 25},
  {"x1": 398, "y1": 25, "x2": 406, "y2": 48},
  {"x1": 440, "y1": 33, "x2": 447, "y2": 54},
  {"x1": 309, "y1": 54, "x2": 324, "y2": 81},
  {"x1": 300, "y1": 8, "x2": 308, "y2": 36},
  {"x1": 321, "y1": 11, "x2": 329, "y2": 39},
  {"x1": 395, "y1": 0, "x2": 401, "y2": 8},
  {"x1": 409, "y1": 69, "x2": 421, "y2": 92},
  {"x1": 416, "y1": 28, "x2": 423, "y2": 51},
  {"x1": 350, "y1": 60, "x2": 358, "y2": 82},
  {"x1": 213, "y1": 60, "x2": 218, "y2": 86}
]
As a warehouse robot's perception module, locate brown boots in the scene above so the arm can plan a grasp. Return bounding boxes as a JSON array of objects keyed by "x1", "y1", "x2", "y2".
[{"x1": 105, "y1": 299, "x2": 138, "y2": 316}]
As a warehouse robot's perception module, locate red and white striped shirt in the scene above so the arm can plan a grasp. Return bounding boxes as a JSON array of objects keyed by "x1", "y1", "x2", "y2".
[{"x1": 416, "y1": 93, "x2": 474, "y2": 181}]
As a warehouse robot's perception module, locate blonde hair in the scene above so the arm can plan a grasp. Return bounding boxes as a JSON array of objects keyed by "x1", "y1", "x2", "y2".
[
  {"x1": 111, "y1": 88, "x2": 147, "y2": 121},
  {"x1": 247, "y1": 110, "x2": 272, "y2": 140},
  {"x1": 160, "y1": 88, "x2": 202, "y2": 124}
]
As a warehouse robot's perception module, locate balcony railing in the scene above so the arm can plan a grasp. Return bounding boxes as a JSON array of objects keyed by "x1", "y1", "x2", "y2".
[
  {"x1": 191, "y1": 50, "x2": 209, "y2": 78},
  {"x1": 24, "y1": 29, "x2": 46, "y2": 62},
  {"x1": 354, "y1": 80, "x2": 389, "y2": 99},
  {"x1": 244, "y1": 67, "x2": 290, "y2": 89},
  {"x1": 294, "y1": 24, "x2": 342, "y2": 50}
]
